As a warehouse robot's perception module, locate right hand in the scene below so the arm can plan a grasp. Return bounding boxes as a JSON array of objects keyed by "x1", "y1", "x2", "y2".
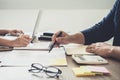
[
  {"x1": 11, "y1": 34, "x2": 32, "y2": 47},
  {"x1": 52, "y1": 31, "x2": 70, "y2": 46}
]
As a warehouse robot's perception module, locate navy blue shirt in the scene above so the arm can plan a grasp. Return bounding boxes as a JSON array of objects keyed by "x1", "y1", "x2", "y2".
[{"x1": 82, "y1": 0, "x2": 120, "y2": 46}]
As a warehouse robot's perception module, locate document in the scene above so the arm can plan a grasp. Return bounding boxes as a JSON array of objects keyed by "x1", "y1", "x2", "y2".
[
  {"x1": 0, "y1": 47, "x2": 67, "y2": 67},
  {"x1": 14, "y1": 42, "x2": 50, "y2": 51}
]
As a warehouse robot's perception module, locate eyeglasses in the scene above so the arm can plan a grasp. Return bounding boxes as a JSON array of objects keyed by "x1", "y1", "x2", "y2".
[{"x1": 28, "y1": 63, "x2": 62, "y2": 78}]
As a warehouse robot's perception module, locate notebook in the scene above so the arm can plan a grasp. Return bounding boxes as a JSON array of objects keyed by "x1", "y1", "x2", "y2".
[{"x1": 63, "y1": 43, "x2": 93, "y2": 55}]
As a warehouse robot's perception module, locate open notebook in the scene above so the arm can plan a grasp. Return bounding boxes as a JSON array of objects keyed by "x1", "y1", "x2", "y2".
[{"x1": 63, "y1": 43, "x2": 93, "y2": 55}]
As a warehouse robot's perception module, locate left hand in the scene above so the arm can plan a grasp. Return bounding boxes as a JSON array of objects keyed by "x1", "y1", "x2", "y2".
[
  {"x1": 8, "y1": 29, "x2": 24, "y2": 36},
  {"x1": 86, "y1": 42, "x2": 113, "y2": 57}
]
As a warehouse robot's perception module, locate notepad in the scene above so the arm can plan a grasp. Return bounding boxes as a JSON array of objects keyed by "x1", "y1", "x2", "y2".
[
  {"x1": 63, "y1": 44, "x2": 92, "y2": 55},
  {"x1": 72, "y1": 66, "x2": 110, "y2": 77}
]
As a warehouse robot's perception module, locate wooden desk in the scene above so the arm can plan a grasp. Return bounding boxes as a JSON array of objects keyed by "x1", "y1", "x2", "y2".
[{"x1": 60, "y1": 56, "x2": 120, "y2": 80}]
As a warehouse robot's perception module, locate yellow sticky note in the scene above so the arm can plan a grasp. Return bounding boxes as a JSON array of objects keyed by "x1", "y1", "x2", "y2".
[
  {"x1": 72, "y1": 67, "x2": 95, "y2": 77},
  {"x1": 52, "y1": 59, "x2": 67, "y2": 66}
]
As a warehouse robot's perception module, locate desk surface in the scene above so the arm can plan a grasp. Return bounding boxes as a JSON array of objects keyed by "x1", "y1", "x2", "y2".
[
  {"x1": 60, "y1": 56, "x2": 120, "y2": 80},
  {"x1": 0, "y1": 51, "x2": 120, "y2": 80},
  {"x1": 0, "y1": 9, "x2": 119, "y2": 80}
]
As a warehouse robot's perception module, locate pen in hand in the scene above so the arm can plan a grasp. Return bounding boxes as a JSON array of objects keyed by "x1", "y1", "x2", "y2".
[{"x1": 48, "y1": 31, "x2": 62, "y2": 53}]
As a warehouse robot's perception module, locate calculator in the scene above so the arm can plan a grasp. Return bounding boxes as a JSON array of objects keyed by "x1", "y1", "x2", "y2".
[{"x1": 72, "y1": 54, "x2": 108, "y2": 64}]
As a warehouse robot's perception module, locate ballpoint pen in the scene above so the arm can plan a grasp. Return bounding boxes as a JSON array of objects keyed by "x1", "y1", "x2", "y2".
[{"x1": 48, "y1": 31, "x2": 62, "y2": 53}]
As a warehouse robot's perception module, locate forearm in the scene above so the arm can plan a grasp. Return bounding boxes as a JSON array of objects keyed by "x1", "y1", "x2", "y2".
[
  {"x1": 110, "y1": 46, "x2": 120, "y2": 60},
  {"x1": 0, "y1": 38, "x2": 12, "y2": 46},
  {"x1": 69, "y1": 32, "x2": 85, "y2": 44},
  {"x1": 0, "y1": 29, "x2": 10, "y2": 35}
]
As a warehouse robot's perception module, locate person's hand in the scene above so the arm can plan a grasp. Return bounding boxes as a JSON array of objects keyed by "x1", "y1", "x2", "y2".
[
  {"x1": 86, "y1": 42, "x2": 113, "y2": 57},
  {"x1": 11, "y1": 34, "x2": 32, "y2": 47},
  {"x1": 52, "y1": 31, "x2": 70, "y2": 46},
  {"x1": 8, "y1": 29, "x2": 24, "y2": 36}
]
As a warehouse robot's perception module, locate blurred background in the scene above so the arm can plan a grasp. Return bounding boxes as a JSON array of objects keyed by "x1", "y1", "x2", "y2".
[
  {"x1": 0, "y1": 0, "x2": 115, "y2": 9},
  {"x1": 0, "y1": 0, "x2": 115, "y2": 43}
]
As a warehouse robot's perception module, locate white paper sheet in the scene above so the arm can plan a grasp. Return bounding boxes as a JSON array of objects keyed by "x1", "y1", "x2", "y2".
[
  {"x1": 0, "y1": 47, "x2": 67, "y2": 67},
  {"x1": 0, "y1": 67, "x2": 58, "y2": 80},
  {"x1": 14, "y1": 42, "x2": 50, "y2": 51}
]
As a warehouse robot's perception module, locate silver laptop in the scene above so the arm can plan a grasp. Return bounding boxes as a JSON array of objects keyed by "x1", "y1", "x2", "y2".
[{"x1": 31, "y1": 10, "x2": 42, "y2": 43}]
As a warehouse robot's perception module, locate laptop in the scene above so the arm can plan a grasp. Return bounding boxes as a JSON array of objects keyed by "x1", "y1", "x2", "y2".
[
  {"x1": 31, "y1": 10, "x2": 42, "y2": 43},
  {"x1": 4, "y1": 10, "x2": 42, "y2": 42},
  {"x1": 13, "y1": 10, "x2": 49, "y2": 51}
]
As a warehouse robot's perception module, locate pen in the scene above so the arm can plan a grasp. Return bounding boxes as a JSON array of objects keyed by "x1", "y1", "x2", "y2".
[{"x1": 48, "y1": 31, "x2": 62, "y2": 53}]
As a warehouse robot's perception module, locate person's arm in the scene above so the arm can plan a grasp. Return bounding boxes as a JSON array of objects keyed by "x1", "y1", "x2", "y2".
[
  {"x1": 0, "y1": 35, "x2": 32, "y2": 47},
  {"x1": 0, "y1": 38, "x2": 12, "y2": 46},
  {"x1": 81, "y1": 0, "x2": 118, "y2": 45},
  {"x1": 110, "y1": 46, "x2": 120, "y2": 61},
  {"x1": 0, "y1": 29, "x2": 23, "y2": 36},
  {"x1": 52, "y1": 31, "x2": 85, "y2": 45},
  {"x1": 67, "y1": 33, "x2": 85, "y2": 44},
  {"x1": 86, "y1": 42, "x2": 120, "y2": 61},
  {"x1": 0, "y1": 29, "x2": 10, "y2": 35}
]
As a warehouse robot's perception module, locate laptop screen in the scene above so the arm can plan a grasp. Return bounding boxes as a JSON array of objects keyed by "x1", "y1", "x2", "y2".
[{"x1": 31, "y1": 10, "x2": 42, "y2": 43}]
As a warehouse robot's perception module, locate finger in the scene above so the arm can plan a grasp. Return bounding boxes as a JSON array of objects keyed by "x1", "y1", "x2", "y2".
[
  {"x1": 52, "y1": 31, "x2": 63, "y2": 42},
  {"x1": 86, "y1": 48, "x2": 95, "y2": 53}
]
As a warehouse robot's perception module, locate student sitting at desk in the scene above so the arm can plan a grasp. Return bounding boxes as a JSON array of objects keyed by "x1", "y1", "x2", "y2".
[
  {"x1": 0, "y1": 29, "x2": 31, "y2": 47},
  {"x1": 52, "y1": 0, "x2": 120, "y2": 61}
]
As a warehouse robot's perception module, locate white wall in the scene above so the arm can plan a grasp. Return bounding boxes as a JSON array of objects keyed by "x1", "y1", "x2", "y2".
[{"x1": 0, "y1": 0, "x2": 115, "y2": 9}]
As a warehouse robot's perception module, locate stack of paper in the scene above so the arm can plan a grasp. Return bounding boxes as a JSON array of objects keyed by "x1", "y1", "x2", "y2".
[{"x1": 72, "y1": 66, "x2": 110, "y2": 77}]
